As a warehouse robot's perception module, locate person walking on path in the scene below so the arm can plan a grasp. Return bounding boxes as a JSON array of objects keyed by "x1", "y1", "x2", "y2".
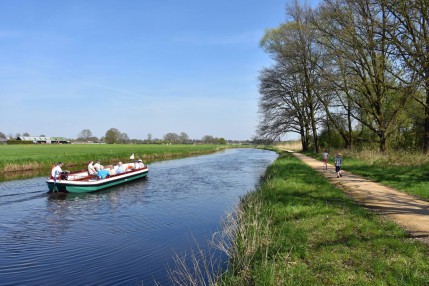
[
  {"x1": 290, "y1": 151, "x2": 429, "y2": 243},
  {"x1": 334, "y1": 153, "x2": 343, "y2": 178},
  {"x1": 322, "y1": 149, "x2": 328, "y2": 170}
]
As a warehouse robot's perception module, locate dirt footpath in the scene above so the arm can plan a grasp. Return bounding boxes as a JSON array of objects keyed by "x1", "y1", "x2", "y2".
[{"x1": 292, "y1": 152, "x2": 429, "y2": 244}]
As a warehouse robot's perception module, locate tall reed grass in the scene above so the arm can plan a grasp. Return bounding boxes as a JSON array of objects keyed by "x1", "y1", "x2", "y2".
[
  {"x1": 166, "y1": 196, "x2": 273, "y2": 285},
  {"x1": 339, "y1": 148, "x2": 429, "y2": 167}
]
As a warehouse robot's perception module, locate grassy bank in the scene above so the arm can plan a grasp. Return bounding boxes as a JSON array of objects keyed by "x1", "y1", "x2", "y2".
[
  {"x1": 218, "y1": 151, "x2": 429, "y2": 285},
  {"x1": 0, "y1": 144, "x2": 228, "y2": 173},
  {"x1": 312, "y1": 149, "x2": 429, "y2": 201}
]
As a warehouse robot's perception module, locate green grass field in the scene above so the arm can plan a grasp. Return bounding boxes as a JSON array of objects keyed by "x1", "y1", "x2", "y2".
[
  {"x1": 0, "y1": 144, "x2": 228, "y2": 172},
  {"x1": 218, "y1": 151, "x2": 429, "y2": 285}
]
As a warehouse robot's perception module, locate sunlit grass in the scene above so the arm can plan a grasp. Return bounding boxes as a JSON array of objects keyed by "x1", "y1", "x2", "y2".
[
  {"x1": 216, "y1": 152, "x2": 429, "y2": 285},
  {"x1": 0, "y1": 144, "x2": 228, "y2": 173}
]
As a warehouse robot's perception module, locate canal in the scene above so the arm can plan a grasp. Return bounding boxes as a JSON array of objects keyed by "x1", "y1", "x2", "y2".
[{"x1": 0, "y1": 148, "x2": 277, "y2": 285}]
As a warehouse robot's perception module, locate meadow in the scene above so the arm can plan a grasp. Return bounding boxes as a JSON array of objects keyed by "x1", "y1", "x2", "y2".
[
  {"x1": 0, "y1": 144, "x2": 228, "y2": 173},
  {"x1": 217, "y1": 151, "x2": 429, "y2": 285}
]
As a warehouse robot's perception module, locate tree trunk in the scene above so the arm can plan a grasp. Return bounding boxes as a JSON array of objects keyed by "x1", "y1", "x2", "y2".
[
  {"x1": 310, "y1": 106, "x2": 319, "y2": 153},
  {"x1": 300, "y1": 128, "x2": 308, "y2": 151},
  {"x1": 347, "y1": 99, "x2": 353, "y2": 149},
  {"x1": 424, "y1": 81, "x2": 429, "y2": 154},
  {"x1": 379, "y1": 131, "x2": 387, "y2": 153}
]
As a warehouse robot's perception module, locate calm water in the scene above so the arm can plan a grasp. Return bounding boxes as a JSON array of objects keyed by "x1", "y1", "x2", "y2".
[{"x1": 0, "y1": 148, "x2": 277, "y2": 285}]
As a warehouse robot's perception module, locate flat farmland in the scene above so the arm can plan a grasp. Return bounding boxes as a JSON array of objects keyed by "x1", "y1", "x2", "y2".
[{"x1": 0, "y1": 144, "x2": 228, "y2": 172}]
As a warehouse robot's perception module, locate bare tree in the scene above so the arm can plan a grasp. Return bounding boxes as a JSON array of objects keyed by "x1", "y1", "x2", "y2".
[
  {"x1": 179, "y1": 132, "x2": 189, "y2": 144},
  {"x1": 259, "y1": 1, "x2": 323, "y2": 152},
  {"x1": 77, "y1": 129, "x2": 93, "y2": 141},
  {"x1": 164, "y1": 132, "x2": 180, "y2": 143},
  {"x1": 258, "y1": 65, "x2": 313, "y2": 150},
  {"x1": 120, "y1": 133, "x2": 130, "y2": 143},
  {"x1": 202, "y1": 135, "x2": 218, "y2": 144}
]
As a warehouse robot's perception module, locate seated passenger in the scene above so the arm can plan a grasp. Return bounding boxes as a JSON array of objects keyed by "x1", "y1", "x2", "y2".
[
  {"x1": 88, "y1": 160, "x2": 97, "y2": 175},
  {"x1": 138, "y1": 159, "x2": 145, "y2": 168},
  {"x1": 51, "y1": 162, "x2": 63, "y2": 180},
  {"x1": 97, "y1": 167, "x2": 110, "y2": 179},
  {"x1": 116, "y1": 162, "x2": 125, "y2": 174},
  {"x1": 94, "y1": 160, "x2": 103, "y2": 172},
  {"x1": 106, "y1": 165, "x2": 116, "y2": 176}
]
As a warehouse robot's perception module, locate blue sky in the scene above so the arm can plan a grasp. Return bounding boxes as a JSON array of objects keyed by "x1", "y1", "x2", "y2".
[{"x1": 0, "y1": 0, "x2": 316, "y2": 141}]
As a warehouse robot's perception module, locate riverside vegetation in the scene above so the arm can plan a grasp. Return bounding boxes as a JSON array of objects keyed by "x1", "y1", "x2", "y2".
[{"x1": 202, "y1": 151, "x2": 429, "y2": 285}]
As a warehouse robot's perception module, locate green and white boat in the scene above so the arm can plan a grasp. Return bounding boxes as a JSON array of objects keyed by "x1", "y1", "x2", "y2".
[{"x1": 46, "y1": 162, "x2": 149, "y2": 193}]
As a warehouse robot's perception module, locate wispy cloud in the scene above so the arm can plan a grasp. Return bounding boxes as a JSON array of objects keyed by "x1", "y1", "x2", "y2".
[{"x1": 88, "y1": 83, "x2": 147, "y2": 98}]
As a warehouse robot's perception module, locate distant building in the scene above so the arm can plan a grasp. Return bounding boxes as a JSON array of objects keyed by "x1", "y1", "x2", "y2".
[
  {"x1": 0, "y1": 138, "x2": 7, "y2": 144},
  {"x1": 16, "y1": 136, "x2": 70, "y2": 144}
]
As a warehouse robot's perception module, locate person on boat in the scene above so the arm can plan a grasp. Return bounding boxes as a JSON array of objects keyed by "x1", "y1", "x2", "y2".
[
  {"x1": 116, "y1": 162, "x2": 125, "y2": 174},
  {"x1": 134, "y1": 160, "x2": 140, "y2": 169},
  {"x1": 51, "y1": 162, "x2": 63, "y2": 180},
  {"x1": 94, "y1": 160, "x2": 103, "y2": 172},
  {"x1": 97, "y1": 166, "x2": 110, "y2": 179},
  {"x1": 138, "y1": 159, "x2": 145, "y2": 168},
  {"x1": 88, "y1": 160, "x2": 97, "y2": 175},
  {"x1": 105, "y1": 165, "x2": 116, "y2": 176}
]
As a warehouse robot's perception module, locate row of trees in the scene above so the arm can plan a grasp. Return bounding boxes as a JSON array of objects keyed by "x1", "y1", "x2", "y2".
[
  {"x1": 1, "y1": 129, "x2": 230, "y2": 145},
  {"x1": 257, "y1": 0, "x2": 429, "y2": 153},
  {"x1": 77, "y1": 129, "x2": 227, "y2": 144},
  {"x1": 0, "y1": 132, "x2": 36, "y2": 139}
]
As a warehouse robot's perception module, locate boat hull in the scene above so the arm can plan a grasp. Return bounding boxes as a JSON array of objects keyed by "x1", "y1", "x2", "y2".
[{"x1": 46, "y1": 166, "x2": 149, "y2": 193}]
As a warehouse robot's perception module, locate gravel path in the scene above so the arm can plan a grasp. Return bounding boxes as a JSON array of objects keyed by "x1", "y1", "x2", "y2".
[{"x1": 292, "y1": 152, "x2": 429, "y2": 244}]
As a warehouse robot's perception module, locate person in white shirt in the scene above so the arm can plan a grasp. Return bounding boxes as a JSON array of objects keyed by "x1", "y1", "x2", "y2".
[
  {"x1": 134, "y1": 160, "x2": 140, "y2": 169},
  {"x1": 51, "y1": 162, "x2": 63, "y2": 180},
  {"x1": 322, "y1": 149, "x2": 328, "y2": 170},
  {"x1": 88, "y1": 160, "x2": 97, "y2": 175},
  {"x1": 94, "y1": 160, "x2": 103, "y2": 171},
  {"x1": 138, "y1": 159, "x2": 145, "y2": 168}
]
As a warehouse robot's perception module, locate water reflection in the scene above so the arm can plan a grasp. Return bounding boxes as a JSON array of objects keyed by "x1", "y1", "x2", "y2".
[{"x1": 0, "y1": 169, "x2": 48, "y2": 182}]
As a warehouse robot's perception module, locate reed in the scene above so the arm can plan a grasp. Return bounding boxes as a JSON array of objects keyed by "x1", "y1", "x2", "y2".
[
  {"x1": 166, "y1": 196, "x2": 272, "y2": 286},
  {"x1": 167, "y1": 241, "x2": 225, "y2": 286},
  {"x1": 275, "y1": 140, "x2": 302, "y2": 152},
  {"x1": 3, "y1": 162, "x2": 44, "y2": 172},
  {"x1": 340, "y1": 148, "x2": 429, "y2": 167}
]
